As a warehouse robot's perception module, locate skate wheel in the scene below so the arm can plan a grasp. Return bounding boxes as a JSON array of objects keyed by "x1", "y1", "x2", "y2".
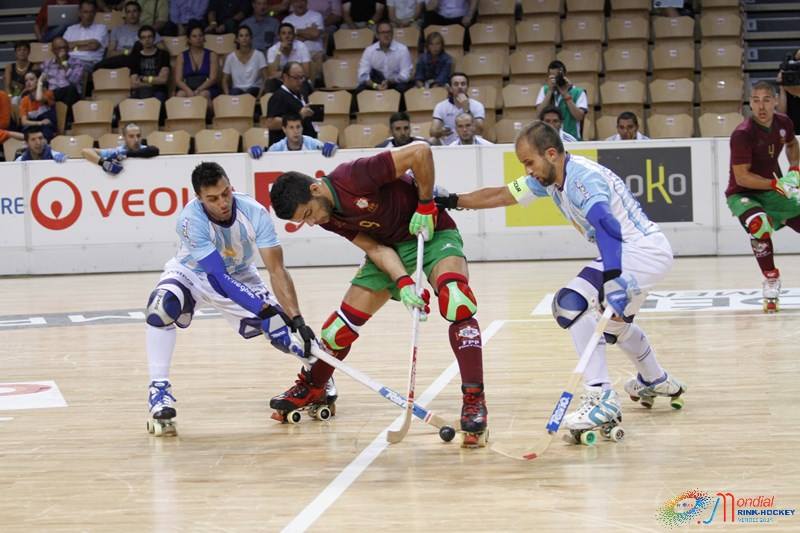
[
  {"x1": 146, "y1": 419, "x2": 155, "y2": 434},
  {"x1": 609, "y1": 426, "x2": 624, "y2": 442},
  {"x1": 670, "y1": 396, "x2": 685, "y2": 410},
  {"x1": 461, "y1": 431, "x2": 487, "y2": 448},
  {"x1": 439, "y1": 425, "x2": 456, "y2": 443},
  {"x1": 641, "y1": 397, "x2": 654, "y2": 409},
  {"x1": 580, "y1": 430, "x2": 597, "y2": 446},
  {"x1": 153, "y1": 421, "x2": 164, "y2": 436},
  {"x1": 316, "y1": 406, "x2": 331, "y2": 421},
  {"x1": 563, "y1": 431, "x2": 580, "y2": 445},
  {"x1": 287, "y1": 410, "x2": 302, "y2": 424},
  {"x1": 629, "y1": 395, "x2": 640, "y2": 403}
]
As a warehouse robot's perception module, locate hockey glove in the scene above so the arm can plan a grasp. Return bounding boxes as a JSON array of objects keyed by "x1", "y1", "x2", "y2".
[
  {"x1": 408, "y1": 199, "x2": 438, "y2": 241},
  {"x1": 249, "y1": 145, "x2": 264, "y2": 159},
  {"x1": 99, "y1": 157, "x2": 124, "y2": 175},
  {"x1": 289, "y1": 315, "x2": 317, "y2": 357},
  {"x1": 602, "y1": 272, "x2": 640, "y2": 318},
  {"x1": 260, "y1": 306, "x2": 305, "y2": 358},
  {"x1": 772, "y1": 168, "x2": 800, "y2": 202},
  {"x1": 321, "y1": 142, "x2": 338, "y2": 158},
  {"x1": 396, "y1": 275, "x2": 431, "y2": 321},
  {"x1": 52, "y1": 151, "x2": 67, "y2": 163}
]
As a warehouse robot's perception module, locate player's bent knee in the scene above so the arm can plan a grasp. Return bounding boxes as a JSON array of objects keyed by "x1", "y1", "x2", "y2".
[
  {"x1": 745, "y1": 211, "x2": 774, "y2": 240},
  {"x1": 146, "y1": 281, "x2": 195, "y2": 328},
  {"x1": 321, "y1": 310, "x2": 360, "y2": 351},
  {"x1": 436, "y1": 273, "x2": 478, "y2": 322},
  {"x1": 603, "y1": 319, "x2": 631, "y2": 344},
  {"x1": 551, "y1": 287, "x2": 588, "y2": 329}
]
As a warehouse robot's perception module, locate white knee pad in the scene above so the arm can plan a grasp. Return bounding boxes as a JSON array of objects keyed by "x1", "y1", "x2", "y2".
[
  {"x1": 603, "y1": 319, "x2": 632, "y2": 345},
  {"x1": 146, "y1": 281, "x2": 195, "y2": 328}
]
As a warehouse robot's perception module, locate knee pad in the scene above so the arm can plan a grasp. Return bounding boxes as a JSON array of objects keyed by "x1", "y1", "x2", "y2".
[
  {"x1": 320, "y1": 310, "x2": 360, "y2": 352},
  {"x1": 551, "y1": 287, "x2": 588, "y2": 329},
  {"x1": 146, "y1": 279, "x2": 195, "y2": 328},
  {"x1": 436, "y1": 273, "x2": 478, "y2": 322},
  {"x1": 603, "y1": 319, "x2": 631, "y2": 344},
  {"x1": 745, "y1": 211, "x2": 774, "y2": 240}
]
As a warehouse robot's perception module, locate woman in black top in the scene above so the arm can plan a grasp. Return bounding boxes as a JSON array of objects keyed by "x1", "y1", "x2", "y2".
[{"x1": 4, "y1": 41, "x2": 36, "y2": 104}]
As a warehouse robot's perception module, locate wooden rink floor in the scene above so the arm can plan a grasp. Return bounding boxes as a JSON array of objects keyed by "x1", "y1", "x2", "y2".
[{"x1": 1, "y1": 255, "x2": 800, "y2": 532}]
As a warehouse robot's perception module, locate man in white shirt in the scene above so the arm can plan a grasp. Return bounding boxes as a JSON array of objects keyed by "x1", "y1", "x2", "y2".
[
  {"x1": 284, "y1": 0, "x2": 325, "y2": 84},
  {"x1": 357, "y1": 21, "x2": 413, "y2": 93},
  {"x1": 63, "y1": 0, "x2": 108, "y2": 68},
  {"x1": 388, "y1": 0, "x2": 423, "y2": 27},
  {"x1": 606, "y1": 112, "x2": 650, "y2": 141},
  {"x1": 448, "y1": 112, "x2": 492, "y2": 145},
  {"x1": 266, "y1": 22, "x2": 311, "y2": 92},
  {"x1": 431, "y1": 71, "x2": 485, "y2": 145},
  {"x1": 540, "y1": 106, "x2": 579, "y2": 143}
]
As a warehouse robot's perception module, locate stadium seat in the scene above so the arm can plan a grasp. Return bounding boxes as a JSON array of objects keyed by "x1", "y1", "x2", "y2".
[
  {"x1": 309, "y1": 90, "x2": 352, "y2": 133},
  {"x1": 411, "y1": 121, "x2": 431, "y2": 139},
  {"x1": 119, "y1": 98, "x2": 161, "y2": 138},
  {"x1": 649, "y1": 78, "x2": 695, "y2": 116},
  {"x1": 494, "y1": 118, "x2": 525, "y2": 143},
  {"x1": 342, "y1": 123, "x2": 390, "y2": 148},
  {"x1": 604, "y1": 45, "x2": 648, "y2": 85},
  {"x1": 520, "y1": 0, "x2": 561, "y2": 17},
  {"x1": 317, "y1": 124, "x2": 339, "y2": 144},
  {"x1": 71, "y1": 100, "x2": 114, "y2": 139},
  {"x1": 165, "y1": 96, "x2": 206, "y2": 136},
  {"x1": 204, "y1": 33, "x2": 236, "y2": 56},
  {"x1": 469, "y1": 21, "x2": 513, "y2": 61},
  {"x1": 95, "y1": 10, "x2": 123, "y2": 30},
  {"x1": 51, "y1": 135, "x2": 94, "y2": 158},
  {"x1": 509, "y1": 48, "x2": 555, "y2": 86},
  {"x1": 242, "y1": 127, "x2": 269, "y2": 150},
  {"x1": 393, "y1": 25, "x2": 420, "y2": 50},
  {"x1": 648, "y1": 114, "x2": 695, "y2": 139},
  {"x1": 322, "y1": 58, "x2": 359, "y2": 90},
  {"x1": 652, "y1": 16, "x2": 695, "y2": 41},
  {"x1": 515, "y1": 16, "x2": 560, "y2": 46},
  {"x1": 195, "y1": 128, "x2": 240, "y2": 153},
  {"x1": 700, "y1": 9, "x2": 742, "y2": 38},
  {"x1": 356, "y1": 89, "x2": 401, "y2": 125},
  {"x1": 609, "y1": 0, "x2": 650, "y2": 11},
  {"x1": 147, "y1": 130, "x2": 191, "y2": 154},
  {"x1": 259, "y1": 93, "x2": 272, "y2": 127},
  {"x1": 404, "y1": 86, "x2": 447, "y2": 124},
  {"x1": 699, "y1": 41, "x2": 743, "y2": 70},
  {"x1": 163, "y1": 36, "x2": 188, "y2": 57},
  {"x1": 502, "y1": 84, "x2": 540, "y2": 120},
  {"x1": 333, "y1": 28, "x2": 374, "y2": 62},
  {"x1": 607, "y1": 13, "x2": 650, "y2": 42},
  {"x1": 462, "y1": 52, "x2": 504, "y2": 94},
  {"x1": 561, "y1": 13, "x2": 605, "y2": 44},
  {"x1": 3, "y1": 137, "x2": 25, "y2": 162},
  {"x1": 212, "y1": 93, "x2": 256, "y2": 132},
  {"x1": 651, "y1": 40, "x2": 695, "y2": 80},
  {"x1": 93, "y1": 68, "x2": 132, "y2": 108},
  {"x1": 28, "y1": 42, "x2": 54, "y2": 65},
  {"x1": 698, "y1": 112, "x2": 743, "y2": 137},
  {"x1": 566, "y1": 0, "x2": 603, "y2": 12},
  {"x1": 98, "y1": 133, "x2": 124, "y2": 149}
]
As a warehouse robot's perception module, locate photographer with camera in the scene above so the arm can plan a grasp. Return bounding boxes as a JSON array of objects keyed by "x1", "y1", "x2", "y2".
[
  {"x1": 535, "y1": 60, "x2": 588, "y2": 140},
  {"x1": 778, "y1": 48, "x2": 800, "y2": 135}
]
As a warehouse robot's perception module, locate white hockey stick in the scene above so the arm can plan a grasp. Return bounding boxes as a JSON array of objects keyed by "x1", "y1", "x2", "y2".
[
  {"x1": 491, "y1": 305, "x2": 615, "y2": 461},
  {"x1": 386, "y1": 233, "x2": 426, "y2": 444}
]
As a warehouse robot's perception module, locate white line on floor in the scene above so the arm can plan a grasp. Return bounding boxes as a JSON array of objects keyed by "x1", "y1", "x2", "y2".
[{"x1": 281, "y1": 319, "x2": 506, "y2": 533}]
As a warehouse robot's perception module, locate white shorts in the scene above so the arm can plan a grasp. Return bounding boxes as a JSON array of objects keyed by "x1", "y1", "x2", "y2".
[
  {"x1": 157, "y1": 258, "x2": 277, "y2": 338},
  {"x1": 567, "y1": 232, "x2": 674, "y2": 318}
]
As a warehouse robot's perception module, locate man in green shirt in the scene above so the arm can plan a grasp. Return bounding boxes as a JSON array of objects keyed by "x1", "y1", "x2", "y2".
[{"x1": 535, "y1": 60, "x2": 589, "y2": 140}]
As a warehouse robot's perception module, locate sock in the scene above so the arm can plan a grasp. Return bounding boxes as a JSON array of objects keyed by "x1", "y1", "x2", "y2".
[
  {"x1": 570, "y1": 314, "x2": 611, "y2": 390},
  {"x1": 311, "y1": 303, "x2": 370, "y2": 386},
  {"x1": 750, "y1": 237, "x2": 776, "y2": 274},
  {"x1": 615, "y1": 323, "x2": 665, "y2": 383},
  {"x1": 785, "y1": 215, "x2": 800, "y2": 233},
  {"x1": 449, "y1": 317, "x2": 484, "y2": 384},
  {"x1": 146, "y1": 324, "x2": 176, "y2": 382}
]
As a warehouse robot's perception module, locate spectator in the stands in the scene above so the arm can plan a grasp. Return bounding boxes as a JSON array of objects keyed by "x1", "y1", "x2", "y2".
[
  {"x1": 5, "y1": 42, "x2": 37, "y2": 106},
  {"x1": 243, "y1": 0, "x2": 281, "y2": 52},
  {"x1": 207, "y1": 0, "x2": 252, "y2": 34},
  {"x1": 540, "y1": 106, "x2": 578, "y2": 143},
  {"x1": 41, "y1": 37, "x2": 86, "y2": 108},
  {"x1": 129, "y1": 25, "x2": 171, "y2": 101},
  {"x1": 342, "y1": 0, "x2": 385, "y2": 29},
  {"x1": 535, "y1": 60, "x2": 588, "y2": 140},
  {"x1": 307, "y1": 0, "x2": 342, "y2": 52},
  {"x1": 449, "y1": 111, "x2": 491, "y2": 145},
  {"x1": 223, "y1": 25, "x2": 268, "y2": 96},
  {"x1": 81, "y1": 122, "x2": 159, "y2": 175},
  {"x1": 357, "y1": 21, "x2": 413, "y2": 92},
  {"x1": 375, "y1": 111, "x2": 427, "y2": 147},
  {"x1": 430, "y1": 71, "x2": 484, "y2": 145},
  {"x1": 19, "y1": 72, "x2": 58, "y2": 141},
  {"x1": 265, "y1": 61, "x2": 316, "y2": 146},
  {"x1": 606, "y1": 111, "x2": 649, "y2": 141},
  {"x1": 170, "y1": 0, "x2": 211, "y2": 36},
  {"x1": 249, "y1": 112, "x2": 337, "y2": 155},
  {"x1": 266, "y1": 22, "x2": 311, "y2": 92},
  {"x1": 414, "y1": 31, "x2": 451, "y2": 89},
  {"x1": 63, "y1": 0, "x2": 108, "y2": 69},
  {"x1": 0, "y1": 89, "x2": 23, "y2": 151},
  {"x1": 423, "y1": 0, "x2": 476, "y2": 28},
  {"x1": 139, "y1": 0, "x2": 169, "y2": 34},
  {"x1": 388, "y1": 0, "x2": 422, "y2": 27},
  {"x1": 35, "y1": 0, "x2": 80, "y2": 43},
  {"x1": 16, "y1": 126, "x2": 67, "y2": 162},
  {"x1": 174, "y1": 20, "x2": 221, "y2": 107},
  {"x1": 284, "y1": 0, "x2": 325, "y2": 85},
  {"x1": 96, "y1": 1, "x2": 162, "y2": 70}
]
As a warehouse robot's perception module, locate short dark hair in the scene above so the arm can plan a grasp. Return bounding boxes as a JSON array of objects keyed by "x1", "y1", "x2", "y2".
[
  {"x1": 279, "y1": 22, "x2": 295, "y2": 33},
  {"x1": 376, "y1": 20, "x2": 392, "y2": 33},
  {"x1": 547, "y1": 60, "x2": 566, "y2": 73},
  {"x1": 282, "y1": 112, "x2": 302, "y2": 126},
  {"x1": 24, "y1": 125, "x2": 44, "y2": 141},
  {"x1": 450, "y1": 71, "x2": 469, "y2": 85},
  {"x1": 270, "y1": 171, "x2": 315, "y2": 220},
  {"x1": 617, "y1": 111, "x2": 639, "y2": 125},
  {"x1": 539, "y1": 106, "x2": 562, "y2": 121},
  {"x1": 389, "y1": 111, "x2": 410, "y2": 125},
  {"x1": 186, "y1": 19, "x2": 205, "y2": 37},
  {"x1": 124, "y1": 1, "x2": 142, "y2": 11},
  {"x1": 138, "y1": 24, "x2": 155, "y2": 38},
  {"x1": 282, "y1": 61, "x2": 302, "y2": 76},
  {"x1": 14, "y1": 41, "x2": 30, "y2": 52},
  {"x1": 752, "y1": 80, "x2": 777, "y2": 95},
  {"x1": 191, "y1": 162, "x2": 228, "y2": 194},
  {"x1": 80, "y1": 0, "x2": 98, "y2": 9},
  {"x1": 516, "y1": 120, "x2": 564, "y2": 155}
]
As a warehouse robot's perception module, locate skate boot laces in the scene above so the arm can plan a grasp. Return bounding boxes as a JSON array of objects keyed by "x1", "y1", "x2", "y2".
[{"x1": 149, "y1": 381, "x2": 176, "y2": 406}]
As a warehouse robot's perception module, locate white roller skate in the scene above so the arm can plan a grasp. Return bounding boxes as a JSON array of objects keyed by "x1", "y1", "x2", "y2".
[
  {"x1": 624, "y1": 373, "x2": 686, "y2": 410},
  {"x1": 762, "y1": 269, "x2": 781, "y2": 313},
  {"x1": 147, "y1": 380, "x2": 177, "y2": 436},
  {"x1": 562, "y1": 386, "x2": 624, "y2": 446}
]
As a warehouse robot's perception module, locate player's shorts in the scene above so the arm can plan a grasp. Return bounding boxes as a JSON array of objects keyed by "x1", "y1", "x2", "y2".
[
  {"x1": 158, "y1": 258, "x2": 277, "y2": 337},
  {"x1": 350, "y1": 229, "x2": 466, "y2": 299},
  {"x1": 566, "y1": 232, "x2": 673, "y2": 319},
  {"x1": 726, "y1": 191, "x2": 800, "y2": 231}
]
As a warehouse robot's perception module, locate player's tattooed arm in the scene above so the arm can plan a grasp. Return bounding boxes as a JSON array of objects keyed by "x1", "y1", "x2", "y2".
[
  {"x1": 352, "y1": 232, "x2": 408, "y2": 282},
  {"x1": 259, "y1": 245, "x2": 302, "y2": 318}
]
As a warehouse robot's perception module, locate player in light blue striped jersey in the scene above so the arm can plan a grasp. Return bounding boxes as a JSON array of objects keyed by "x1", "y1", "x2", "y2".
[
  {"x1": 144, "y1": 161, "x2": 333, "y2": 435},
  {"x1": 248, "y1": 112, "x2": 337, "y2": 159},
  {"x1": 435, "y1": 120, "x2": 687, "y2": 440}
]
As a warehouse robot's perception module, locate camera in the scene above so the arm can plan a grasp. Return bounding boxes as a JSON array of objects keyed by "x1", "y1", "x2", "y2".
[
  {"x1": 555, "y1": 71, "x2": 568, "y2": 89},
  {"x1": 779, "y1": 54, "x2": 800, "y2": 86}
]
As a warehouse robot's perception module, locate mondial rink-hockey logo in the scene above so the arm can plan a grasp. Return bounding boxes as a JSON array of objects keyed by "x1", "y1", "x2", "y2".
[{"x1": 657, "y1": 490, "x2": 797, "y2": 527}]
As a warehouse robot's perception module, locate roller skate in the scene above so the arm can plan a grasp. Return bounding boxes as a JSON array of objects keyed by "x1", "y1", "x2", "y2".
[
  {"x1": 269, "y1": 369, "x2": 335, "y2": 424},
  {"x1": 562, "y1": 386, "x2": 624, "y2": 446},
  {"x1": 146, "y1": 380, "x2": 177, "y2": 436},
  {"x1": 762, "y1": 269, "x2": 781, "y2": 313},
  {"x1": 624, "y1": 372, "x2": 687, "y2": 409},
  {"x1": 460, "y1": 383, "x2": 488, "y2": 448}
]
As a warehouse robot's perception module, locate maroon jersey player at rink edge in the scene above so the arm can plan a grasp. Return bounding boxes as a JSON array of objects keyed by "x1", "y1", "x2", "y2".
[
  {"x1": 726, "y1": 81, "x2": 800, "y2": 312},
  {"x1": 269, "y1": 142, "x2": 489, "y2": 447}
]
